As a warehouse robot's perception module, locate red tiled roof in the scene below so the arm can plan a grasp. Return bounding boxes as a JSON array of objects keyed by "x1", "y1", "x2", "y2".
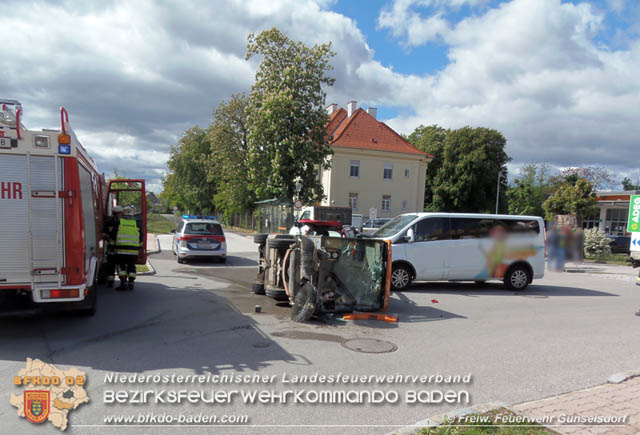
[{"x1": 327, "y1": 108, "x2": 432, "y2": 158}]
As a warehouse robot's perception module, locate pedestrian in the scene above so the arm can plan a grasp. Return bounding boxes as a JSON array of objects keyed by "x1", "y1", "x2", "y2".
[
  {"x1": 115, "y1": 206, "x2": 142, "y2": 290},
  {"x1": 102, "y1": 205, "x2": 124, "y2": 288}
]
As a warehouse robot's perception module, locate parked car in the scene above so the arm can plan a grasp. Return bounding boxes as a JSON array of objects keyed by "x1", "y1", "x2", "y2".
[
  {"x1": 608, "y1": 236, "x2": 631, "y2": 254},
  {"x1": 361, "y1": 218, "x2": 391, "y2": 235},
  {"x1": 370, "y1": 213, "x2": 545, "y2": 291},
  {"x1": 172, "y1": 216, "x2": 226, "y2": 263}
]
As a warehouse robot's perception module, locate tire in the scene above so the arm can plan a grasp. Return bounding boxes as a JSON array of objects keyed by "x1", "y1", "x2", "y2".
[
  {"x1": 76, "y1": 283, "x2": 97, "y2": 316},
  {"x1": 219, "y1": 257, "x2": 227, "y2": 264},
  {"x1": 504, "y1": 265, "x2": 531, "y2": 291},
  {"x1": 265, "y1": 286, "x2": 289, "y2": 301},
  {"x1": 391, "y1": 263, "x2": 412, "y2": 291},
  {"x1": 290, "y1": 283, "x2": 316, "y2": 322},
  {"x1": 252, "y1": 282, "x2": 265, "y2": 295},
  {"x1": 177, "y1": 257, "x2": 185, "y2": 264},
  {"x1": 267, "y1": 238, "x2": 295, "y2": 250},
  {"x1": 253, "y1": 233, "x2": 268, "y2": 245}
]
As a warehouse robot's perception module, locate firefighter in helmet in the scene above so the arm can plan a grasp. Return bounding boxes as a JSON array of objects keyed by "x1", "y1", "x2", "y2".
[
  {"x1": 103, "y1": 205, "x2": 124, "y2": 288},
  {"x1": 115, "y1": 206, "x2": 142, "y2": 290}
]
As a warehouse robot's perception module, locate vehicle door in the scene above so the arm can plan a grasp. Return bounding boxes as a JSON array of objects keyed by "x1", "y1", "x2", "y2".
[
  {"x1": 403, "y1": 217, "x2": 449, "y2": 280},
  {"x1": 446, "y1": 218, "x2": 493, "y2": 280}
]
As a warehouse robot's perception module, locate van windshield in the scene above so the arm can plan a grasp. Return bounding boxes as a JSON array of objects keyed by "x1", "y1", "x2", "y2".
[{"x1": 371, "y1": 214, "x2": 418, "y2": 238}]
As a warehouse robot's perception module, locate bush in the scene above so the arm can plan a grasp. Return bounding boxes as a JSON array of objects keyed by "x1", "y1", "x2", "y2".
[{"x1": 584, "y1": 228, "x2": 612, "y2": 257}]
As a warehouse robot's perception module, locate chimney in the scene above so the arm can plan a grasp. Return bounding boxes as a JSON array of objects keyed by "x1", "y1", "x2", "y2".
[
  {"x1": 326, "y1": 103, "x2": 337, "y2": 115},
  {"x1": 366, "y1": 107, "x2": 377, "y2": 119},
  {"x1": 347, "y1": 100, "x2": 357, "y2": 117}
]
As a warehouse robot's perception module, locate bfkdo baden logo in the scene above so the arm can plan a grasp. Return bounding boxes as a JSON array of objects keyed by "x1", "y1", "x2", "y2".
[
  {"x1": 25, "y1": 391, "x2": 50, "y2": 423},
  {"x1": 10, "y1": 358, "x2": 89, "y2": 431}
]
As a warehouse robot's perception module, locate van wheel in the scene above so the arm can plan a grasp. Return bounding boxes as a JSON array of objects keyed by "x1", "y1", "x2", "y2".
[
  {"x1": 177, "y1": 257, "x2": 185, "y2": 264},
  {"x1": 391, "y1": 264, "x2": 412, "y2": 291},
  {"x1": 504, "y1": 265, "x2": 530, "y2": 291}
]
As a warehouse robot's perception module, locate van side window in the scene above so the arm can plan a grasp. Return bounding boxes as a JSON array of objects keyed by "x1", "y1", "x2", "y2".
[
  {"x1": 415, "y1": 218, "x2": 449, "y2": 241},
  {"x1": 505, "y1": 219, "x2": 540, "y2": 234},
  {"x1": 300, "y1": 211, "x2": 311, "y2": 220},
  {"x1": 450, "y1": 218, "x2": 492, "y2": 239}
]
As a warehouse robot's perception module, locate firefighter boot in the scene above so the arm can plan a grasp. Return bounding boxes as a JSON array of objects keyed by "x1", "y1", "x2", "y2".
[
  {"x1": 128, "y1": 280, "x2": 135, "y2": 291},
  {"x1": 117, "y1": 279, "x2": 127, "y2": 291}
]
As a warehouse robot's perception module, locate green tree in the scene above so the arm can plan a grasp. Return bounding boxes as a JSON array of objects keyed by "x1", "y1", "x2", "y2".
[
  {"x1": 208, "y1": 94, "x2": 255, "y2": 218},
  {"x1": 107, "y1": 170, "x2": 143, "y2": 211},
  {"x1": 407, "y1": 125, "x2": 447, "y2": 207},
  {"x1": 505, "y1": 164, "x2": 553, "y2": 217},
  {"x1": 621, "y1": 176, "x2": 640, "y2": 191},
  {"x1": 245, "y1": 27, "x2": 335, "y2": 204},
  {"x1": 543, "y1": 177, "x2": 597, "y2": 224},
  {"x1": 410, "y1": 126, "x2": 511, "y2": 213},
  {"x1": 162, "y1": 126, "x2": 215, "y2": 214}
]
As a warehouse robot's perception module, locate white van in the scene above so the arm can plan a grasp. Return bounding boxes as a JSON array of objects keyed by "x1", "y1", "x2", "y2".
[{"x1": 371, "y1": 213, "x2": 545, "y2": 291}]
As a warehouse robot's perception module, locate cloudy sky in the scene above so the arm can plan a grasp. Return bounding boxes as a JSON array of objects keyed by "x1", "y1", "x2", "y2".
[{"x1": 3, "y1": 0, "x2": 639, "y2": 192}]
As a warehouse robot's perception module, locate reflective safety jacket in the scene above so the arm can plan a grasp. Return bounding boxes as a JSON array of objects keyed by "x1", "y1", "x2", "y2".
[{"x1": 116, "y1": 218, "x2": 141, "y2": 256}]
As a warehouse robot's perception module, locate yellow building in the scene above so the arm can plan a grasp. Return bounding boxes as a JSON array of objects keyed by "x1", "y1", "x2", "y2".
[{"x1": 320, "y1": 101, "x2": 432, "y2": 218}]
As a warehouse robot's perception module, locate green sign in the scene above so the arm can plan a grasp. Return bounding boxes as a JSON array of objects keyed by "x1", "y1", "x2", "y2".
[{"x1": 628, "y1": 195, "x2": 640, "y2": 233}]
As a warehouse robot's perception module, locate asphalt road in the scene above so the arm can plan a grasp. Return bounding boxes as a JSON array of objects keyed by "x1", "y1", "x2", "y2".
[{"x1": 1, "y1": 230, "x2": 640, "y2": 434}]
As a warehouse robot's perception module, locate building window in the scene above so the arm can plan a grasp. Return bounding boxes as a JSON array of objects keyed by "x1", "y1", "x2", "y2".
[
  {"x1": 382, "y1": 195, "x2": 391, "y2": 212},
  {"x1": 404, "y1": 169, "x2": 410, "y2": 178},
  {"x1": 604, "y1": 208, "x2": 628, "y2": 236},
  {"x1": 383, "y1": 163, "x2": 393, "y2": 180},
  {"x1": 350, "y1": 160, "x2": 360, "y2": 177},
  {"x1": 349, "y1": 193, "x2": 358, "y2": 210},
  {"x1": 401, "y1": 200, "x2": 408, "y2": 210}
]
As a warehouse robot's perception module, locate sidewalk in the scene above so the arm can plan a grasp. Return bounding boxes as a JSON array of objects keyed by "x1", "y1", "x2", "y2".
[
  {"x1": 560, "y1": 262, "x2": 637, "y2": 283},
  {"x1": 512, "y1": 373, "x2": 640, "y2": 434},
  {"x1": 394, "y1": 373, "x2": 640, "y2": 434}
]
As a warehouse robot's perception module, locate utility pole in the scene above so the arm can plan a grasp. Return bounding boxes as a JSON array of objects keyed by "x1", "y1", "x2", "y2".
[{"x1": 496, "y1": 169, "x2": 506, "y2": 214}]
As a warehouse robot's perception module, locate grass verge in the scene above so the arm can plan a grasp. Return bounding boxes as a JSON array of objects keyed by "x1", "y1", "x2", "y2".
[
  {"x1": 418, "y1": 408, "x2": 555, "y2": 435},
  {"x1": 147, "y1": 213, "x2": 176, "y2": 234},
  {"x1": 136, "y1": 264, "x2": 150, "y2": 273}
]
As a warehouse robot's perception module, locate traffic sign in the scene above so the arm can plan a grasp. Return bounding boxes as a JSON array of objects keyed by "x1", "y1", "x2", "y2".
[
  {"x1": 632, "y1": 233, "x2": 640, "y2": 252},
  {"x1": 628, "y1": 195, "x2": 640, "y2": 233},
  {"x1": 369, "y1": 207, "x2": 377, "y2": 221},
  {"x1": 294, "y1": 200, "x2": 303, "y2": 210},
  {"x1": 173, "y1": 206, "x2": 178, "y2": 212}
]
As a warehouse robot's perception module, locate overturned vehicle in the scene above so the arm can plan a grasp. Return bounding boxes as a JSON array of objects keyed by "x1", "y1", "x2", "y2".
[{"x1": 253, "y1": 233, "x2": 391, "y2": 322}]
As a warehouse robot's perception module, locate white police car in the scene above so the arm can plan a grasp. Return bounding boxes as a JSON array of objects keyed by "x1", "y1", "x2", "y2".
[{"x1": 172, "y1": 216, "x2": 227, "y2": 263}]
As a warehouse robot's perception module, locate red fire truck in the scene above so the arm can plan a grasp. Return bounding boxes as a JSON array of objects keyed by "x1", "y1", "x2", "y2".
[{"x1": 0, "y1": 99, "x2": 146, "y2": 315}]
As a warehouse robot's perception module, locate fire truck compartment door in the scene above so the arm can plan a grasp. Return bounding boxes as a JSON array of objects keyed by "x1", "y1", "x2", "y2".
[{"x1": 0, "y1": 154, "x2": 64, "y2": 286}]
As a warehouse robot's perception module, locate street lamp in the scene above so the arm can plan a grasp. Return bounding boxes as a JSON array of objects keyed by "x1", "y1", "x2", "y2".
[
  {"x1": 495, "y1": 169, "x2": 506, "y2": 214},
  {"x1": 295, "y1": 180, "x2": 302, "y2": 196}
]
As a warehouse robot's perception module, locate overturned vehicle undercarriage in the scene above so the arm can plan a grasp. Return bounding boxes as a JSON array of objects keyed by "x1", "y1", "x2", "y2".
[{"x1": 253, "y1": 233, "x2": 391, "y2": 322}]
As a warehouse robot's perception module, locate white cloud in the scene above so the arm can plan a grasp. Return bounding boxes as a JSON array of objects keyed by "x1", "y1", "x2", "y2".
[{"x1": 378, "y1": 0, "x2": 640, "y2": 178}]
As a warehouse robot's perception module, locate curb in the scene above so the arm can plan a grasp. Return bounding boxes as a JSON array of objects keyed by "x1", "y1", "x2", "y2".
[
  {"x1": 137, "y1": 260, "x2": 156, "y2": 276},
  {"x1": 387, "y1": 402, "x2": 508, "y2": 434},
  {"x1": 608, "y1": 369, "x2": 640, "y2": 384}
]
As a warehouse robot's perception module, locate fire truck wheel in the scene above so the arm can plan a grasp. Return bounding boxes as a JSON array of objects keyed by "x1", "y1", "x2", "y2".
[
  {"x1": 252, "y1": 282, "x2": 265, "y2": 294},
  {"x1": 267, "y1": 237, "x2": 295, "y2": 250},
  {"x1": 253, "y1": 233, "x2": 268, "y2": 245},
  {"x1": 76, "y1": 283, "x2": 97, "y2": 316}
]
